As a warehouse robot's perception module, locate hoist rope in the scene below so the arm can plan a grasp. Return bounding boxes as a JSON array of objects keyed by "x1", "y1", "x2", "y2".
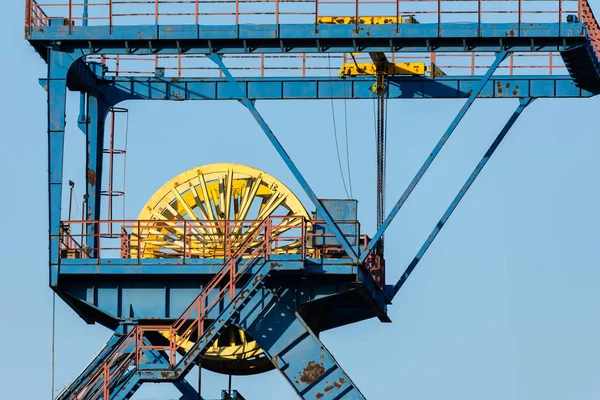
[
  {"x1": 343, "y1": 97, "x2": 353, "y2": 198},
  {"x1": 376, "y1": 79, "x2": 388, "y2": 256},
  {"x1": 328, "y1": 54, "x2": 351, "y2": 198}
]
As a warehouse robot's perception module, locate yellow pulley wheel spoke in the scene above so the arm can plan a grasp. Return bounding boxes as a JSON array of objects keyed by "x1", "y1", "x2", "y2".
[{"x1": 132, "y1": 163, "x2": 310, "y2": 375}]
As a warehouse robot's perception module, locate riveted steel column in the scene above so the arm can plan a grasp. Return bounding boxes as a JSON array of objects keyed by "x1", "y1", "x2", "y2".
[
  {"x1": 48, "y1": 50, "x2": 76, "y2": 286},
  {"x1": 85, "y1": 95, "x2": 109, "y2": 256},
  {"x1": 208, "y1": 54, "x2": 358, "y2": 262},
  {"x1": 361, "y1": 51, "x2": 509, "y2": 263},
  {"x1": 391, "y1": 97, "x2": 535, "y2": 298}
]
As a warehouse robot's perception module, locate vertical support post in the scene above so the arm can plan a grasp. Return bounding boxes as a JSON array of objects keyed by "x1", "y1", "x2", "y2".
[
  {"x1": 86, "y1": 95, "x2": 109, "y2": 257},
  {"x1": 509, "y1": 53, "x2": 514, "y2": 75},
  {"x1": 437, "y1": 0, "x2": 441, "y2": 35},
  {"x1": 477, "y1": 0, "x2": 481, "y2": 35},
  {"x1": 391, "y1": 97, "x2": 534, "y2": 298},
  {"x1": 47, "y1": 50, "x2": 73, "y2": 286},
  {"x1": 549, "y1": 52, "x2": 553, "y2": 75},
  {"x1": 183, "y1": 220, "x2": 187, "y2": 262},
  {"x1": 68, "y1": 0, "x2": 73, "y2": 31},
  {"x1": 396, "y1": 0, "x2": 400, "y2": 32},
  {"x1": 83, "y1": 0, "x2": 89, "y2": 26},
  {"x1": 361, "y1": 51, "x2": 508, "y2": 263},
  {"x1": 208, "y1": 54, "x2": 358, "y2": 262},
  {"x1": 236, "y1": 0, "x2": 239, "y2": 24},
  {"x1": 275, "y1": 0, "x2": 279, "y2": 24},
  {"x1": 559, "y1": 0, "x2": 562, "y2": 36},
  {"x1": 518, "y1": 0, "x2": 521, "y2": 33},
  {"x1": 355, "y1": 0, "x2": 359, "y2": 31},
  {"x1": 109, "y1": 0, "x2": 113, "y2": 29},
  {"x1": 471, "y1": 52, "x2": 475, "y2": 75},
  {"x1": 195, "y1": 0, "x2": 199, "y2": 24},
  {"x1": 155, "y1": 0, "x2": 159, "y2": 25}
]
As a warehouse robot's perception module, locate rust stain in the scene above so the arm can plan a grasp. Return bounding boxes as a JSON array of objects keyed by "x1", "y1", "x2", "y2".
[
  {"x1": 506, "y1": 83, "x2": 511, "y2": 88},
  {"x1": 87, "y1": 169, "x2": 96, "y2": 186},
  {"x1": 299, "y1": 361, "x2": 325, "y2": 385},
  {"x1": 324, "y1": 384, "x2": 334, "y2": 392},
  {"x1": 512, "y1": 90, "x2": 518, "y2": 96},
  {"x1": 316, "y1": 393, "x2": 324, "y2": 399},
  {"x1": 497, "y1": 88, "x2": 503, "y2": 94}
]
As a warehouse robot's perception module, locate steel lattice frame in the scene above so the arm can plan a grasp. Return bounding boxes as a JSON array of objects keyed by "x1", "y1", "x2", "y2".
[{"x1": 26, "y1": 0, "x2": 600, "y2": 398}]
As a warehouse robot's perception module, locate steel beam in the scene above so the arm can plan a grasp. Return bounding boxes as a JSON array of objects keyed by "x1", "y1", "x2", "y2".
[
  {"x1": 391, "y1": 97, "x2": 534, "y2": 298},
  {"x1": 361, "y1": 51, "x2": 508, "y2": 263},
  {"x1": 208, "y1": 53, "x2": 358, "y2": 261},
  {"x1": 239, "y1": 287, "x2": 367, "y2": 399},
  {"x1": 93, "y1": 75, "x2": 596, "y2": 102},
  {"x1": 27, "y1": 22, "x2": 584, "y2": 55},
  {"x1": 47, "y1": 50, "x2": 76, "y2": 286}
]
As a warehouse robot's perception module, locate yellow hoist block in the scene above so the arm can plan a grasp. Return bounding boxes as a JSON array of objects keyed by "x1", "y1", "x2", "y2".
[
  {"x1": 317, "y1": 16, "x2": 418, "y2": 25},
  {"x1": 339, "y1": 61, "x2": 426, "y2": 77}
]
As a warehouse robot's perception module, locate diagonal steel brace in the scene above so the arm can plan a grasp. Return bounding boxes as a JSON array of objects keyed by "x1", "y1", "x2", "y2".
[
  {"x1": 208, "y1": 53, "x2": 358, "y2": 262},
  {"x1": 390, "y1": 97, "x2": 535, "y2": 299},
  {"x1": 361, "y1": 51, "x2": 509, "y2": 263}
]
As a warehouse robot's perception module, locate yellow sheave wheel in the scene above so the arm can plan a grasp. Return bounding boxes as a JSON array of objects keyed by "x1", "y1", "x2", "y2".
[{"x1": 132, "y1": 163, "x2": 310, "y2": 375}]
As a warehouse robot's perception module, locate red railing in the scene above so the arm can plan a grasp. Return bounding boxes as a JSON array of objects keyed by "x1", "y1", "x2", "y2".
[
  {"x1": 25, "y1": 0, "x2": 49, "y2": 28},
  {"x1": 25, "y1": 0, "x2": 582, "y2": 28},
  {"x1": 70, "y1": 217, "x2": 315, "y2": 399},
  {"x1": 70, "y1": 217, "x2": 272, "y2": 399},
  {"x1": 581, "y1": 0, "x2": 600, "y2": 59},
  {"x1": 88, "y1": 51, "x2": 569, "y2": 79},
  {"x1": 59, "y1": 216, "x2": 364, "y2": 261}
]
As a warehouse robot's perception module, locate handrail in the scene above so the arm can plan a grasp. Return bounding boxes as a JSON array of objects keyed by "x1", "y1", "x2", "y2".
[
  {"x1": 71, "y1": 217, "x2": 274, "y2": 399},
  {"x1": 580, "y1": 0, "x2": 600, "y2": 59},
  {"x1": 26, "y1": 0, "x2": 581, "y2": 29},
  {"x1": 58, "y1": 217, "x2": 359, "y2": 261}
]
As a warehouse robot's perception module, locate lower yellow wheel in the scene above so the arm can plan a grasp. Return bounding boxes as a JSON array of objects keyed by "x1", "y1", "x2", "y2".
[{"x1": 133, "y1": 163, "x2": 310, "y2": 375}]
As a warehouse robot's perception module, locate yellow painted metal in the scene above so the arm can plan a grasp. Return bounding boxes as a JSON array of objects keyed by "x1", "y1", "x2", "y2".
[
  {"x1": 134, "y1": 163, "x2": 310, "y2": 374},
  {"x1": 133, "y1": 163, "x2": 310, "y2": 259},
  {"x1": 339, "y1": 61, "x2": 426, "y2": 77},
  {"x1": 317, "y1": 16, "x2": 418, "y2": 24}
]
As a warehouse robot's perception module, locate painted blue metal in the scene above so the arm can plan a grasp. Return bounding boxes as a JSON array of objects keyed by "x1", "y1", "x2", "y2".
[
  {"x1": 57, "y1": 273, "x2": 383, "y2": 328},
  {"x1": 390, "y1": 97, "x2": 535, "y2": 298},
  {"x1": 48, "y1": 50, "x2": 75, "y2": 287},
  {"x1": 361, "y1": 51, "x2": 509, "y2": 262},
  {"x1": 27, "y1": 22, "x2": 585, "y2": 55},
  {"x1": 93, "y1": 76, "x2": 596, "y2": 101},
  {"x1": 208, "y1": 53, "x2": 358, "y2": 262},
  {"x1": 239, "y1": 287, "x2": 367, "y2": 399},
  {"x1": 84, "y1": 95, "x2": 110, "y2": 255}
]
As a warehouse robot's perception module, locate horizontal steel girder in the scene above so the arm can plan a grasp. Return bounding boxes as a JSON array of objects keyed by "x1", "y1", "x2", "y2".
[
  {"x1": 27, "y1": 22, "x2": 584, "y2": 55},
  {"x1": 74, "y1": 75, "x2": 599, "y2": 101}
]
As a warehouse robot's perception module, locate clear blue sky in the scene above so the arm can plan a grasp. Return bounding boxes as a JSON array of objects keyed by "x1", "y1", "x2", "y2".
[{"x1": 2, "y1": 1, "x2": 600, "y2": 398}]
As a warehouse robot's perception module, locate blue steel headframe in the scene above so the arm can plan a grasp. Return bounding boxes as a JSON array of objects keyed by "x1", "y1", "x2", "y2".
[
  {"x1": 208, "y1": 53, "x2": 358, "y2": 261},
  {"x1": 390, "y1": 97, "x2": 535, "y2": 299},
  {"x1": 360, "y1": 51, "x2": 509, "y2": 263}
]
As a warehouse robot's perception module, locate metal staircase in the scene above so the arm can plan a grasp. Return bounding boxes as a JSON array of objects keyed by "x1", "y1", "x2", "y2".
[
  {"x1": 63, "y1": 218, "x2": 276, "y2": 400},
  {"x1": 562, "y1": 0, "x2": 600, "y2": 90}
]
